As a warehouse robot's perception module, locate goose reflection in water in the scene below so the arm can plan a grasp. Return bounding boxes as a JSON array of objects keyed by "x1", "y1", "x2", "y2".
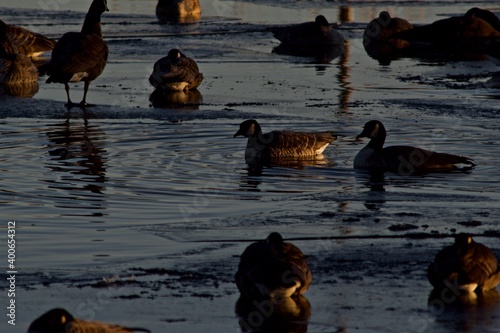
[
  {"x1": 235, "y1": 294, "x2": 311, "y2": 333},
  {"x1": 149, "y1": 87, "x2": 203, "y2": 109},
  {"x1": 45, "y1": 117, "x2": 107, "y2": 197},
  {"x1": 427, "y1": 289, "x2": 500, "y2": 333}
]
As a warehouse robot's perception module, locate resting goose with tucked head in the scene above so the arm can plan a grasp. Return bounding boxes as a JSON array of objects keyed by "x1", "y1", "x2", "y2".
[
  {"x1": 39, "y1": 0, "x2": 109, "y2": 107},
  {"x1": 427, "y1": 234, "x2": 500, "y2": 293},
  {"x1": 270, "y1": 15, "x2": 344, "y2": 47},
  {"x1": 354, "y1": 120, "x2": 475, "y2": 174},
  {"x1": 0, "y1": 20, "x2": 55, "y2": 58},
  {"x1": 156, "y1": 0, "x2": 201, "y2": 23},
  {"x1": 0, "y1": 44, "x2": 38, "y2": 85},
  {"x1": 363, "y1": 11, "x2": 413, "y2": 55},
  {"x1": 392, "y1": 7, "x2": 500, "y2": 50},
  {"x1": 149, "y1": 49, "x2": 203, "y2": 92},
  {"x1": 234, "y1": 119, "x2": 335, "y2": 161},
  {"x1": 235, "y1": 232, "x2": 312, "y2": 299},
  {"x1": 28, "y1": 308, "x2": 151, "y2": 333}
]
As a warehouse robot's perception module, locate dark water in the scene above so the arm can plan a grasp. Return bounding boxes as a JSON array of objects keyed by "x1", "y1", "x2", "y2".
[{"x1": 1, "y1": 1, "x2": 500, "y2": 332}]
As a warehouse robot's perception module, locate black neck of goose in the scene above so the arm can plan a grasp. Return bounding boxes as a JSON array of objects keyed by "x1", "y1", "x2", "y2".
[
  {"x1": 81, "y1": 8, "x2": 104, "y2": 36},
  {"x1": 367, "y1": 125, "x2": 386, "y2": 150}
]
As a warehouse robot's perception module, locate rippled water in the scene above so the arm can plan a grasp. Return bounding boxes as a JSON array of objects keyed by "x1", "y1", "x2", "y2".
[{"x1": 1, "y1": 1, "x2": 500, "y2": 332}]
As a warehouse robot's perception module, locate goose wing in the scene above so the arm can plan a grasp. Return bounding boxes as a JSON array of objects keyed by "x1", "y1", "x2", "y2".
[{"x1": 1, "y1": 21, "x2": 55, "y2": 56}]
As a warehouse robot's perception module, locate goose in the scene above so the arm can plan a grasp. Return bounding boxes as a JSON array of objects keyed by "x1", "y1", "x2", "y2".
[
  {"x1": 270, "y1": 15, "x2": 344, "y2": 47},
  {"x1": 149, "y1": 49, "x2": 203, "y2": 91},
  {"x1": 363, "y1": 11, "x2": 413, "y2": 54},
  {"x1": 427, "y1": 234, "x2": 500, "y2": 293},
  {"x1": 156, "y1": 0, "x2": 201, "y2": 22},
  {"x1": 234, "y1": 119, "x2": 335, "y2": 161},
  {"x1": 28, "y1": 308, "x2": 151, "y2": 333},
  {"x1": 354, "y1": 120, "x2": 475, "y2": 174},
  {"x1": 235, "y1": 232, "x2": 312, "y2": 299},
  {"x1": 391, "y1": 7, "x2": 500, "y2": 50},
  {"x1": 39, "y1": 0, "x2": 109, "y2": 107},
  {"x1": 0, "y1": 46, "x2": 38, "y2": 85},
  {"x1": 0, "y1": 20, "x2": 55, "y2": 58}
]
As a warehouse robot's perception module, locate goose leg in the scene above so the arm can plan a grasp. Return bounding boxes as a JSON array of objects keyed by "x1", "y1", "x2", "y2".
[
  {"x1": 79, "y1": 81, "x2": 90, "y2": 107},
  {"x1": 64, "y1": 83, "x2": 74, "y2": 107}
]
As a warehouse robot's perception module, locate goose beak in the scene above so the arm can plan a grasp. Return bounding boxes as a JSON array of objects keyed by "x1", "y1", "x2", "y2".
[{"x1": 234, "y1": 129, "x2": 243, "y2": 138}]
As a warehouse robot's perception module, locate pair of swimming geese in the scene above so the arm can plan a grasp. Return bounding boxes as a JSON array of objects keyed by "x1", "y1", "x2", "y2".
[
  {"x1": 27, "y1": 232, "x2": 500, "y2": 333},
  {"x1": 234, "y1": 119, "x2": 475, "y2": 173}
]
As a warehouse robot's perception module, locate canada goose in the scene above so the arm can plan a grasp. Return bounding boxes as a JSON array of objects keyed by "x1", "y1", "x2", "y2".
[
  {"x1": 270, "y1": 15, "x2": 344, "y2": 47},
  {"x1": 354, "y1": 120, "x2": 475, "y2": 174},
  {"x1": 235, "y1": 232, "x2": 312, "y2": 299},
  {"x1": 28, "y1": 308, "x2": 151, "y2": 333},
  {"x1": 39, "y1": 0, "x2": 109, "y2": 107},
  {"x1": 392, "y1": 7, "x2": 500, "y2": 50},
  {"x1": 149, "y1": 49, "x2": 203, "y2": 91},
  {"x1": 0, "y1": 46, "x2": 38, "y2": 85},
  {"x1": 363, "y1": 11, "x2": 413, "y2": 54},
  {"x1": 427, "y1": 234, "x2": 500, "y2": 293},
  {"x1": 234, "y1": 119, "x2": 335, "y2": 161},
  {"x1": 156, "y1": 0, "x2": 201, "y2": 22},
  {"x1": 0, "y1": 20, "x2": 55, "y2": 58}
]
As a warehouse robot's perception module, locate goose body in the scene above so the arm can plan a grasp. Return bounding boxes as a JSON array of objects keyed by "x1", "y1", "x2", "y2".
[
  {"x1": 0, "y1": 20, "x2": 55, "y2": 58},
  {"x1": 235, "y1": 232, "x2": 312, "y2": 299},
  {"x1": 0, "y1": 47, "x2": 38, "y2": 85},
  {"x1": 156, "y1": 0, "x2": 201, "y2": 22},
  {"x1": 392, "y1": 7, "x2": 500, "y2": 50},
  {"x1": 40, "y1": 0, "x2": 109, "y2": 106},
  {"x1": 363, "y1": 11, "x2": 413, "y2": 53},
  {"x1": 428, "y1": 234, "x2": 500, "y2": 293},
  {"x1": 149, "y1": 49, "x2": 203, "y2": 91},
  {"x1": 270, "y1": 15, "x2": 344, "y2": 47},
  {"x1": 28, "y1": 308, "x2": 151, "y2": 333},
  {"x1": 234, "y1": 119, "x2": 335, "y2": 161},
  {"x1": 354, "y1": 120, "x2": 475, "y2": 174}
]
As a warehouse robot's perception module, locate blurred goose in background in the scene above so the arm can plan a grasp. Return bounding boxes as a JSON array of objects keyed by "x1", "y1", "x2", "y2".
[
  {"x1": 156, "y1": 0, "x2": 201, "y2": 23},
  {"x1": 363, "y1": 11, "x2": 413, "y2": 60},
  {"x1": 428, "y1": 234, "x2": 500, "y2": 293},
  {"x1": 39, "y1": 0, "x2": 109, "y2": 107},
  {"x1": 392, "y1": 7, "x2": 500, "y2": 50},
  {"x1": 0, "y1": 20, "x2": 55, "y2": 58},
  {"x1": 270, "y1": 15, "x2": 344, "y2": 47},
  {"x1": 149, "y1": 49, "x2": 203, "y2": 91},
  {"x1": 235, "y1": 232, "x2": 312, "y2": 299},
  {"x1": 28, "y1": 308, "x2": 151, "y2": 333},
  {"x1": 354, "y1": 120, "x2": 475, "y2": 174},
  {"x1": 234, "y1": 119, "x2": 336, "y2": 162}
]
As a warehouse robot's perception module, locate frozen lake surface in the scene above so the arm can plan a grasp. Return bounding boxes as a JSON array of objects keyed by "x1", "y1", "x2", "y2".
[{"x1": 1, "y1": 0, "x2": 500, "y2": 332}]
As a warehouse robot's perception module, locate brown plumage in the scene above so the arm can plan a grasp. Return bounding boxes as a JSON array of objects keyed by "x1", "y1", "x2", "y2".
[
  {"x1": 270, "y1": 15, "x2": 344, "y2": 47},
  {"x1": 392, "y1": 7, "x2": 500, "y2": 50},
  {"x1": 40, "y1": 0, "x2": 109, "y2": 107},
  {"x1": 428, "y1": 234, "x2": 500, "y2": 293},
  {"x1": 363, "y1": 11, "x2": 413, "y2": 55},
  {"x1": 27, "y1": 308, "x2": 151, "y2": 333},
  {"x1": 149, "y1": 49, "x2": 203, "y2": 91},
  {"x1": 156, "y1": 0, "x2": 201, "y2": 23},
  {"x1": 0, "y1": 47, "x2": 38, "y2": 85},
  {"x1": 354, "y1": 120, "x2": 475, "y2": 174},
  {"x1": 0, "y1": 20, "x2": 55, "y2": 57},
  {"x1": 235, "y1": 232, "x2": 312, "y2": 299},
  {"x1": 234, "y1": 119, "x2": 335, "y2": 162}
]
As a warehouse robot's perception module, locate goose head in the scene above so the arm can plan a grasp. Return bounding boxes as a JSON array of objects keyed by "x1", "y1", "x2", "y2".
[
  {"x1": 234, "y1": 119, "x2": 262, "y2": 138},
  {"x1": 454, "y1": 233, "x2": 473, "y2": 254},
  {"x1": 28, "y1": 308, "x2": 74, "y2": 333},
  {"x1": 90, "y1": 0, "x2": 109, "y2": 15},
  {"x1": 266, "y1": 232, "x2": 284, "y2": 244},
  {"x1": 167, "y1": 49, "x2": 183, "y2": 64},
  {"x1": 356, "y1": 120, "x2": 386, "y2": 140},
  {"x1": 315, "y1": 15, "x2": 330, "y2": 27}
]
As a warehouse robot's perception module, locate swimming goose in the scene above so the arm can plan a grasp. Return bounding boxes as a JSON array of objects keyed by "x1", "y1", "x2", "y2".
[
  {"x1": 270, "y1": 15, "x2": 344, "y2": 47},
  {"x1": 235, "y1": 232, "x2": 312, "y2": 299},
  {"x1": 39, "y1": 0, "x2": 109, "y2": 107},
  {"x1": 354, "y1": 120, "x2": 475, "y2": 174},
  {"x1": 156, "y1": 0, "x2": 201, "y2": 22},
  {"x1": 392, "y1": 7, "x2": 500, "y2": 50},
  {"x1": 28, "y1": 308, "x2": 151, "y2": 333},
  {"x1": 0, "y1": 20, "x2": 55, "y2": 58},
  {"x1": 149, "y1": 49, "x2": 203, "y2": 91},
  {"x1": 363, "y1": 11, "x2": 413, "y2": 55},
  {"x1": 234, "y1": 119, "x2": 335, "y2": 161},
  {"x1": 427, "y1": 234, "x2": 500, "y2": 293}
]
